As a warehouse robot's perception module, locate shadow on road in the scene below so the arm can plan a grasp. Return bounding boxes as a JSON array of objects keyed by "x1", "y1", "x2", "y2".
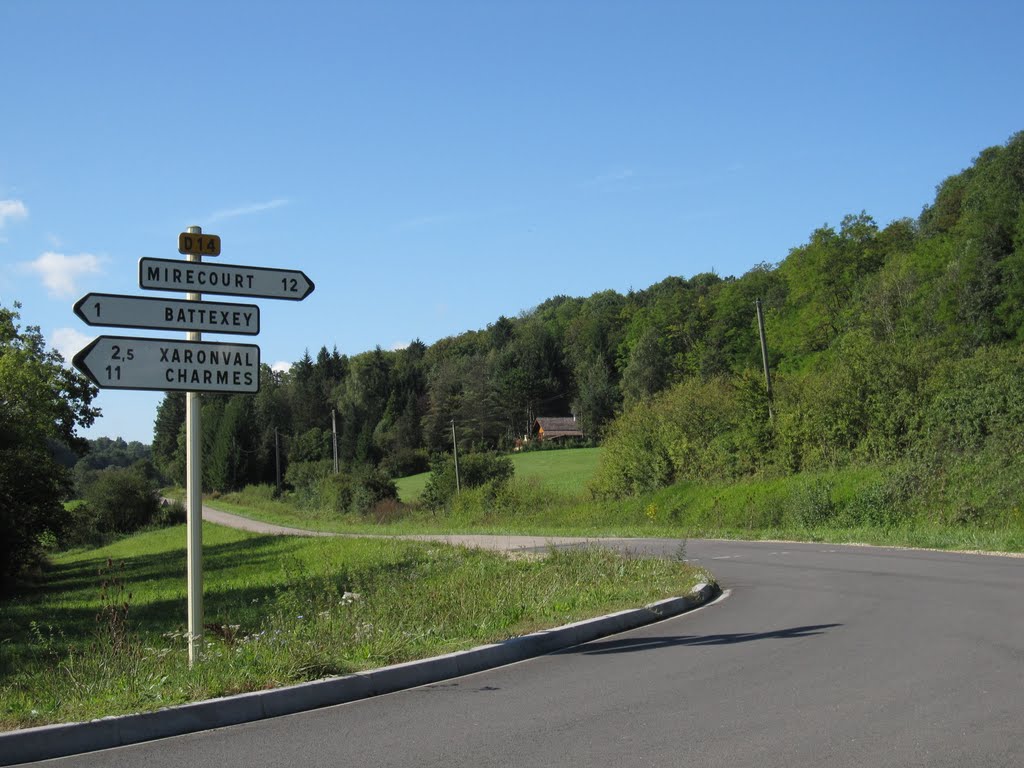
[{"x1": 564, "y1": 623, "x2": 843, "y2": 656}]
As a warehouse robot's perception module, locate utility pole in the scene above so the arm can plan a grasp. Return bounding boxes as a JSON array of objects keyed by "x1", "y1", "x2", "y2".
[
  {"x1": 275, "y1": 427, "x2": 282, "y2": 493},
  {"x1": 184, "y1": 226, "x2": 203, "y2": 667},
  {"x1": 451, "y1": 419, "x2": 461, "y2": 495},
  {"x1": 332, "y1": 409, "x2": 339, "y2": 474},
  {"x1": 755, "y1": 298, "x2": 774, "y2": 423}
]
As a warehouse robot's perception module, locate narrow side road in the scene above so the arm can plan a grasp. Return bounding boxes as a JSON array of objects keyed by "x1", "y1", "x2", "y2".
[{"x1": 197, "y1": 502, "x2": 647, "y2": 552}]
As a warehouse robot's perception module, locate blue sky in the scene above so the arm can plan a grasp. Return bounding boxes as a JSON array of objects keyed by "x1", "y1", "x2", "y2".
[{"x1": 2, "y1": 0, "x2": 1022, "y2": 444}]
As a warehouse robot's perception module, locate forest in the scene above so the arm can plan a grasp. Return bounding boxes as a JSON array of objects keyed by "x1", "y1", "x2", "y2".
[{"x1": 150, "y1": 132, "x2": 1024, "y2": 503}]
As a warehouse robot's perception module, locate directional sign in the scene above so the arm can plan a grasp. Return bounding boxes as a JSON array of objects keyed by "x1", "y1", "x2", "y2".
[
  {"x1": 73, "y1": 293, "x2": 260, "y2": 335},
  {"x1": 139, "y1": 257, "x2": 315, "y2": 301},
  {"x1": 73, "y1": 336, "x2": 260, "y2": 393},
  {"x1": 178, "y1": 232, "x2": 221, "y2": 257}
]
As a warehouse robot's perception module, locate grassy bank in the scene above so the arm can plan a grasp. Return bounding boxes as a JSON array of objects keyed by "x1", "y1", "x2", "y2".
[{"x1": 0, "y1": 524, "x2": 706, "y2": 730}]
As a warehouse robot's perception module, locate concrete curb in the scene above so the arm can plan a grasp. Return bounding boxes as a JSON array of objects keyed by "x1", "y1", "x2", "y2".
[{"x1": 1, "y1": 582, "x2": 719, "y2": 765}]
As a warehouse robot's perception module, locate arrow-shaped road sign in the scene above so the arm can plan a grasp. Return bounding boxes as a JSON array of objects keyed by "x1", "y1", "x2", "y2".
[
  {"x1": 139, "y1": 258, "x2": 315, "y2": 301},
  {"x1": 74, "y1": 293, "x2": 260, "y2": 335},
  {"x1": 73, "y1": 336, "x2": 261, "y2": 393}
]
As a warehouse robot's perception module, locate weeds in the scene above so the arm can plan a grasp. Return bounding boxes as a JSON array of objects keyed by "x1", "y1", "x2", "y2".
[
  {"x1": 96, "y1": 558, "x2": 132, "y2": 654},
  {"x1": 794, "y1": 479, "x2": 837, "y2": 528}
]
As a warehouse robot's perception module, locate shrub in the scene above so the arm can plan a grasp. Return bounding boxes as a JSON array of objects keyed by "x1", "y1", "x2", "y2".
[
  {"x1": 283, "y1": 460, "x2": 334, "y2": 498},
  {"x1": 152, "y1": 499, "x2": 186, "y2": 527},
  {"x1": 422, "y1": 452, "x2": 514, "y2": 509},
  {"x1": 839, "y1": 464, "x2": 920, "y2": 529},
  {"x1": 349, "y1": 466, "x2": 399, "y2": 516},
  {"x1": 915, "y1": 345, "x2": 1024, "y2": 455},
  {"x1": 285, "y1": 461, "x2": 397, "y2": 516},
  {"x1": 61, "y1": 501, "x2": 104, "y2": 548},
  {"x1": 382, "y1": 448, "x2": 430, "y2": 478},
  {"x1": 238, "y1": 483, "x2": 276, "y2": 504},
  {"x1": 791, "y1": 478, "x2": 837, "y2": 528},
  {"x1": 84, "y1": 466, "x2": 159, "y2": 533},
  {"x1": 590, "y1": 376, "x2": 740, "y2": 498},
  {"x1": 589, "y1": 401, "x2": 673, "y2": 498},
  {"x1": 287, "y1": 460, "x2": 351, "y2": 513},
  {"x1": 490, "y1": 477, "x2": 557, "y2": 518},
  {"x1": 314, "y1": 472, "x2": 354, "y2": 514},
  {"x1": 64, "y1": 467, "x2": 161, "y2": 546}
]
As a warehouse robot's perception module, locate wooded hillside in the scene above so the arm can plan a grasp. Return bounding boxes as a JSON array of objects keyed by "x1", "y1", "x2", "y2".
[{"x1": 152, "y1": 132, "x2": 1024, "y2": 494}]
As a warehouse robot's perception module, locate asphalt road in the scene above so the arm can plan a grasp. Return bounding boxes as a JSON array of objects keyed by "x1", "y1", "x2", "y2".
[{"x1": 24, "y1": 536, "x2": 1023, "y2": 767}]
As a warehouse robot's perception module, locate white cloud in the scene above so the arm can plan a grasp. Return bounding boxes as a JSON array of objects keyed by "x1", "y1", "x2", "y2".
[
  {"x1": 0, "y1": 199, "x2": 28, "y2": 229},
  {"x1": 207, "y1": 198, "x2": 288, "y2": 223},
  {"x1": 21, "y1": 251, "x2": 105, "y2": 297},
  {"x1": 51, "y1": 327, "x2": 93, "y2": 366},
  {"x1": 271, "y1": 361, "x2": 292, "y2": 373},
  {"x1": 390, "y1": 340, "x2": 410, "y2": 351}
]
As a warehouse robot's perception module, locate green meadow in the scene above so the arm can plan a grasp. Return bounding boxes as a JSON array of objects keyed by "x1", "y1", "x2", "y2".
[{"x1": 395, "y1": 447, "x2": 602, "y2": 502}]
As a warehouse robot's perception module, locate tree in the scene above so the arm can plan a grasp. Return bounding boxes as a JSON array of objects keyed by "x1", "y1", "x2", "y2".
[
  {"x1": 620, "y1": 325, "x2": 668, "y2": 408},
  {"x1": 0, "y1": 303, "x2": 98, "y2": 590},
  {"x1": 81, "y1": 465, "x2": 160, "y2": 535},
  {"x1": 334, "y1": 347, "x2": 393, "y2": 465},
  {"x1": 253, "y1": 364, "x2": 292, "y2": 484},
  {"x1": 422, "y1": 355, "x2": 467, "y2": 452},
  {"x1": 492, "y1": 317, "x2": 570, "y2": 434},
  {"x1": 571, "y1": 353, "x2": 619, "y2": 439},
  {"x1": 152, "y1": 393, "x2": 185, "y2": 482},
  {"x1": 206, "y1": 394, "x2": 260, "y2": 491},
  {"x1": 373, "y1": 340, "x2": 428, "y2": 463}
]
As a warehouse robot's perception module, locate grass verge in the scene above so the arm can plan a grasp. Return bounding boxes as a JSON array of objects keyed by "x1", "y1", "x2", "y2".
[{"x1": 0, "y1": 524, "x2": 706, "y2": 730}]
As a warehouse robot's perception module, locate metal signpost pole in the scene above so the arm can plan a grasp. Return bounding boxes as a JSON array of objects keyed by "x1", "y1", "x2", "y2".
[{"x1": 185, "y1": 225, "x2": 203, "y2": 666}]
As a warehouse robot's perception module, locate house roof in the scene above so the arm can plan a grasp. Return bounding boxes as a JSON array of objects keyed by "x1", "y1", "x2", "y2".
[{"x1": 534, "y1": 417, "x2": 584, "y2": 438}]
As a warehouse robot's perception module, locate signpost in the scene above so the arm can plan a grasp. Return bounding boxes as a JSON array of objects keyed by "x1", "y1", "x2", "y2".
[
  {"x1": 183, "y1": 228, "x2": 204, "y2": 667},
  {"x1": 74, "y1": 293, "x2": 260, "y2": 335},
  {"x1": 72, "y1": 336, "x2": 260, "y2": 392},
  {"x1": 71, "y1": 226, "x2": 314, "y2": 667},
  {"x1": 139, "y1": 257, "x2": 315, "y2": 300}
]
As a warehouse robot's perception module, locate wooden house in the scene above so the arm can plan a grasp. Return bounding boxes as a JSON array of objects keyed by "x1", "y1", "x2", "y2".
[{"x1": 531, "y1": 416, "x2": 584, "y2": 443}]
